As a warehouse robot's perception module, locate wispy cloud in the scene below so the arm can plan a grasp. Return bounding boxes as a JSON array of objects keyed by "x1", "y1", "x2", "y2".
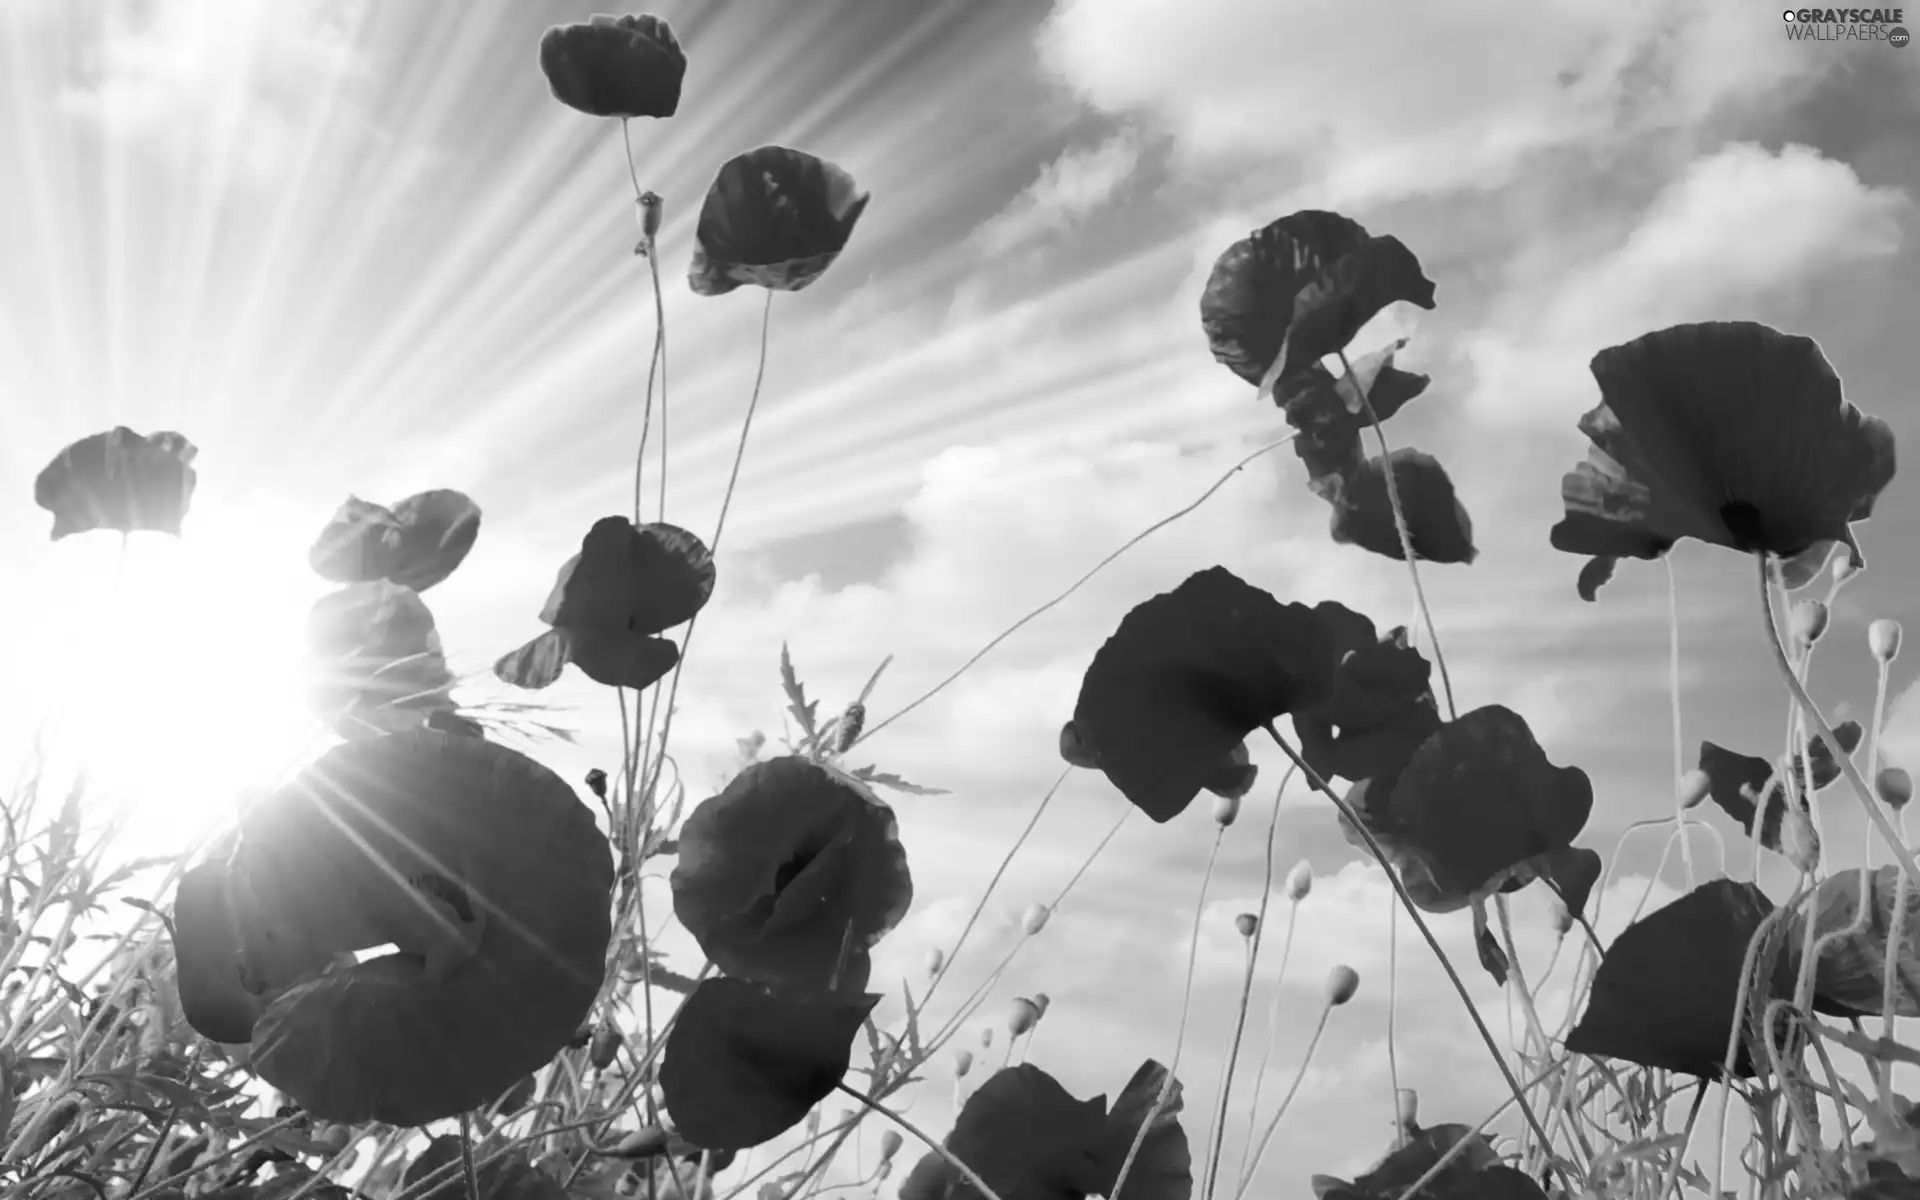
[{"x1": 972, "y1": 129, "x2": 1143, "y2": 255}]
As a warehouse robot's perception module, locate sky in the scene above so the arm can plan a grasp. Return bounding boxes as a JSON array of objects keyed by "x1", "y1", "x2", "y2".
[{"x1": 1, "y1": 0, "x2": 1919, "y2": 1194}]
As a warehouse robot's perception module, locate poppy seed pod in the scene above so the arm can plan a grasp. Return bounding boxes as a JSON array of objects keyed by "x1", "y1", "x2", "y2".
[
  {"x1": 1212, "y1": 792, "x2": 1241, "y2": 827},
  {"x1": 1790, "y1": 599, "x2": 1828, "y2": 647},
  {"x1": 953, "y1": 1049, "x2": 973, "y2": 1077},
  {"x1": 1286, "y1": 860, "x2": 1313, "y2": 902},
  {"x1": 1325, "y1": 964, "x2": 1360, "y2": 1006},
  {"x1": 1395, "y1": 1087, "x2": 1418, "y2": 1131},
  {"x1": 1007, "y1": 997, "x2": 1040, "y2": 1037},
  {"x1": 1235, "y1": 912, "x2": 1259, "y2": 938},
  {"x1": 589, "y1": 1025, "x2": 623, "y2": 1071},
  {"x1": 879, "y1": 1130, "x2": 903, "y2": 1162},
  {"x1": 1032, "y1": 992, "x2": 1050, "y2": 1018},
  {"x1": 1834, "y1": 553, "x2": 1861, "y2": 585},
  {"x1": 1021, "y1": 903, "x2": 1051, "y2": 936},
  {"x1": 638, "y1": 192, "x2": 663, "y2": 242},
  {"x1": 1677, "y1": 768, "x2": 1713, "y2": 811},
  {"x1": 835, "y1": 701, "x2": 866, "y2": 755},
  {"x1": 924, "y1": 947, "x2": 944, "y2": 978},
  {"x1": 1871, "y1": 619, "x2": 1903, "y2": 663},
  {"x1": 1878, "y1": 766, "x2": 1913, "y2": 811}
]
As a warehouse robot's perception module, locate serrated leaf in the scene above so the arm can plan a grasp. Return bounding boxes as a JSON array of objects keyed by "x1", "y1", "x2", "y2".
[{"x1": 847, "y1": 767, "x2": 949, "y2": 797}]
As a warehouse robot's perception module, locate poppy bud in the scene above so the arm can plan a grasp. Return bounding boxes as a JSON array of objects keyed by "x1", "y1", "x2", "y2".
[
  {"x1": 1021, "y1": 903, "x2": 1051, "y2": 936},
  {"x1": 1781, "y1": 802, "x2": 1820, "y2": 876},
  {"x1": 315, "y1": 1123, "x2": 352, "y2": 1154},
  {"x1": 1059, "y1": 721, "x2": 1099, "y2": 769},
  {"x1": 1325, "y1": 964, "x2": 1360, "y2": 1006},
  {"x1": 1872, "y1": 619, "x2": 1903, "y2": 663},
  {"x1": 835, "y1": 701, "x2": 866, "y2": 754},
  {"x1": 1878, "y1": 767, "x2": 1913, "y2": 811},
  {"x1": 585, "y1": 768, "x2": 608, "y2": 800},
  {"x1": 879, "y1": 1131, "x2": 903, "y2": 1162},
  {"x1": 1396, "y1": 1088, "x2": 1418, "y2": 1132},
  {"x1": 1007, "y1": 997, "x2": 1040, "y2": 1037},
  {"x1": 1235, "y1": 912, "x2": 1258, "y2": 938},
  {"x1": 924, "y1": 947, "x2": 945, "y2": 977},
  {"x1": 980, "y1": 1027, "x2": 993, "y2": 1049},
  {"x1": 1677, "y1": 769, "x2": 1712, "y2": 810},
  {"x1": 1790, "y1": 599, "x2": 1828, "y2": 647},
  {"x1": 590, "y1": 1026, "x2": 623, "y2": 1071},
  {"x1": 1032, "y1": 992, "x2": 1051, "y2": 1017},
  {"x1": 1286, "y1": 861, "x2": 1313, "y2": 902},
  {"x1": 1212, "y1": 792, "x2": 1241, "y2": 827},
  {"x1": 953, "y1": 1049, "x2": 974, "y2": 1077},
  {"x1": 638, "y1": 191, "x2": 663, "y2": 241}
]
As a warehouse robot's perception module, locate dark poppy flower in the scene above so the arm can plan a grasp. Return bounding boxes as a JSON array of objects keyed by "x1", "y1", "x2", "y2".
[
  {"x1": 1273, "y1": 343, "x2": 1431, "y2": 499},
  {"x1": 670, "y1": 757, "x2": 912, "y2": 999},
  {"x1": 1550, "y1": 322, "x2": 1896, "y2": 600},
  {"x1": 1068, "y1": 568, "x2": 1351, "y2": 823},
  {"x1": 495, "y1": 517, "x2": 712, "y2": 693},
  {"x1": 1338, "y1": 705, "x2": 1593, "y2": 983},
  {"x1": 1291, "y1": 617, "x2": 1441, "y2": 786},
  {"x1": 659, "y1": 977, "x2": 879, "y2": 1151},
  {"x1": 689, "y1": 147, "x2": 870, "y2": 296},
  {"x1": 898, "y1": 1060, "x2": 1189, "y2": 1200},
  {"x1": 1566, "y1": 879, "x2": 1796, "y2": 1079},
  {"x1": 309, "y1": 490, "x2": 481, "y2": 594},
  {"x1": 34, "y1": 426, "x2": 198, "y2": 541},
  {"x1": 1328, "y1": 450, "x2": 1477, "y2": 566},
  {"x1": 172, "y1": 862, "x2": 265, "y2": 1045},
  {"x1": 1697, "y1": 720, "x2": 1863, "y2": 854},
  {"x1": 188, "y1": 729, "x2": 615, "y2": 1125},
  {"x1": 539, "y1": 14, "x2": 685, "y2": 120},
  {"x1": 1312, "y1": 1124, "x2": 1543, "y2": 1200},
  {"x1": 307, "y1": 582, "x2": 460, "y2": 740},
  {"x1": 1792, "y1": 865, "x2": 1920, "y2": 1019},
  {"x1": 1199, "y1": 211, "x2": 1435, "y2": 391}
]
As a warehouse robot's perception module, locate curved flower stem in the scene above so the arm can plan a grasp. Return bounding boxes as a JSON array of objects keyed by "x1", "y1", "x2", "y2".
[
  {"x1": 1235, "y1": 901, "x2": 1299, "y2": 1186},
  {"x1": 1109, "y1": 825, "x2": 1226, "y2": 1200},
  {"x1": 622, "y1": 118, "x2": 667, "y2": 528},
  {"x1": 1336, "y1": 348, "x2": 1455, "y2": 721},
  {"x1": 1751, "y1": 552, "x2": 1920, "y2": 890},
  {"x1": 833, "y1": 1084, "x2": 1008, "y2": 1200},
  {"x1": 1260, "y1": 723, "x2": 1565, "y2": 1193}
]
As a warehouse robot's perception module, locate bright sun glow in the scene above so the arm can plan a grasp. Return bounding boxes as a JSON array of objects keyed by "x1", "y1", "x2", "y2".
[{"x1": 3, "y1": 492, "x2": 336, "y2": 850}]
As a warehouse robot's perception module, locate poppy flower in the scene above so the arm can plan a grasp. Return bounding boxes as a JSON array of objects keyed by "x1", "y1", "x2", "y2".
[
  {"x1": 659, "y1": 977, "x2": 879, "y2": 1151},
  {"x1": 688, "y1": 147, "x2": 871, "y2": 296},
  {"x1": 34, "y1": 426, "x2": 199, "y2": 540},
  {"x1": 495, "y1": 517, "x2": 713, "y2": 692},
  {"x1": 174, "y1": 729, "x2": 614, "y2": 1125},
  {"x1": 1291, "y1": 618, "x2": 1441, "y2": 786},
  {"x1": 897, "y1": 1060, "x2": 1189, "y2": 1200},
  {"x1": 309, "y1": 490, "x2": 481, "y2": 594},
  {"x1": 1067, "y1": 568, "x2": 1354, "y2": 823},
  {"x1": 1272, "y1": 343, "x2": 1431, "y2": 499},
  {"x1": 1327, "y1": 450, "x2": 1477, "y2": 566},
  {"x1": 307, "y1": 582, "x2": 460, "y2": 740},
  {"x1": 1338, "y1": 705, "x2": 1594, "y2": 983},
  {"x1": 1199, "y1": 210, "x2": 1436, "y2": 392},
  {"x1": 1311, "y1": 1124, "x2": 1543, "y2": 1200},
  {"x1": 1697, "y1": 720, "x2": 1864, "y2": 854},
  {"x1": 1565, "y1": 879, "x2": 1795, "y2": 1079},
  {"x1": 669, "y1": 757, "x2": 912, "y2": 1000},
  {"x1": 539, "y1": 14, "x2": 685, "y2": 120},
  {"x1": 1790, "y1": 865, "x2": 1920, "y2": 1019},
  {"x1": 1550, "y1": 322, "x2": 1896, "y2": 600}
]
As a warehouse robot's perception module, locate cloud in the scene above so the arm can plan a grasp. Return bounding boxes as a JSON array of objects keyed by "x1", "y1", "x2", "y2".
[
  {"x1": 972, "y1": 130, "x2": 1144, "y2": 255},
  {"x1": 1036, "y1": 0, "x2": 1838, "y2": 207},
  {"x1": 1460, "y1": 142, "x2": 1908, "y2": 426}
]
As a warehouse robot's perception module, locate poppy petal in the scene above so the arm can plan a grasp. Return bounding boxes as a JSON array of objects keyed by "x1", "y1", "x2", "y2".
[
  {"x1": 1098, "y1": 1060, "x2": 1192, "y2": 1200},
  {"x1": 1794, "y1": 865, "x2": 1920, "y2": 1018},
  {"x1": 1328, "y1": 450, "x2": 1477, "y2": 565},
  {"x1": 541, "y1": 518, "x2": 715, "y2": 637},
  {"x1": 171, "y1": 862, "x2": 266, "y2": 1044},
  {"x1": 1698, "y1": 721, "x2": 1863, "y2": 853},
  {"x1": 1292, "y1": 620, "x2": 1441, "y2": 785},
  {"x1": 34, "y1": 426, "x2": 199, "y2": 541},
  {"x1": 494, "y1": 628, "x2": 574, "y2": 691},
  {"x1": 1273, "y1": 359, "x2": 1431, "y2": 500},
  {"x1": 688, "y1": 147, "x2": 870, "y2": 296},
  {"x1": 309, "y1": 490, "x2": 481, "y2": 594},
  {"x1": 538, "y1": 13, "x2": 685, "y2": 120},
  {"x1": 306, "y1": 582, "x2": 458, "y2": 740},
  {"x1": 566, "y1": 627, "x2": 680, "y2": 691}
]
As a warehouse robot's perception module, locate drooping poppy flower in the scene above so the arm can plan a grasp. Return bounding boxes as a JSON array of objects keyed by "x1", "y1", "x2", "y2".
[
  {"x1": 1311, "y1": 1124, "x2": 1543, "y2": 1200},
  {"x1": 1327, "y1": 450, "x2": 1478, "y2": 565},
  {"x1": 1273, "y1": 342, "x2": 1431, "y2": 499},
  {"x1": 34, "y1": 426, "x2": 199, "y2": 540},
  {"x1": 659, "y1": 977, "x2": 879, "y2": 1151},
  {"x1": 309, "y1": 490, "x2": 482, "y2": 594},
  {"x1": 538, "y1": 14, "x2": 685, "y2": 120},
  {"x1": 1565, "y1": 879, "x2": 1794, "y2": 1078},
  {"x1": 1697, "y1": 720, "x2": 1864, "y2": 853},
  {"x1": 688, "y1": 147, "x2": 871, "y2": 296},
  {"x1": 669, "y1": 757, "x2": 912, "y2": 1000},
  {"x1": 1291, "y1": 614, "x2": 1441, "y2": 786},
  {"x1": 180, "y1": 729, "x2": 614, "y2": 1125},
  {"x1": 1550, "y1": 322, "x2": 1896, "y2": 600},
  {"x1": 1067, "y1": 568, "x2": 1354, "y2": 823},
  {"x1": 898, "y1": 1060, "x2": 1189, "y2": 1200},
  {"x1": 1199, "y1": 211, "x2": 1436, "y2": 392},
  {"x1": 1791, "y1": 865, "x2": 1920, "y2": 1018},
  {"x1": 495, "y1": 517, "x2": 713, "y2": 692},
  {"x1": 1338, "y1": 705, "x2": 1594, "y2": 983},
  {"x1": 307, "y1": 581, "x2": 461, "y2": 741}
]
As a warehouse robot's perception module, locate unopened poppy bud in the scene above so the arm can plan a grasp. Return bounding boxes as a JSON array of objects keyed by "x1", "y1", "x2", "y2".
[
  {"x1": 1212, "y1": 792, "x2": 1241, "y2": 826},
  {"x1": 953, "y1": 1049, "x2": 974, "y2": 1077},
  {"x1": 1032, "y1": 992, "x2": 1050, "y2": 1017},
  {"x1": 1021, "y1": 903, "x2": 1050, "y2": 936},
  {"x1": 1059, "y1": 721, "x2": 1099, "y2": 769},
  {"x1": 1677, "y1": 769, "x2": 1712, "y2": 811},
  {"x1": 585, "y1": 768, "x2": 608, "y2": 800},
  {"x1": 590, "y1": 1026, "x2": 623, "y2": 1071},
  {"x1": 879, "y1": 1130, "x2": 903, "y2": 1162},
  {"x1": 1286, "y1": 861, "x2": 1313, "y2": 902},
  {"x1": 1007, "y1": 997, "x2": 1040, "y2": 1037},
  {"x1": 1878, "y1": 767, "x2": 1913, "y2": 811},
  {"x1": 835, "y1": 701, "x2": 866, "y2": 754},
  {"x1": 1235, "y1": 912, "x2": 1258, "y2": 938},
  {"x1": 980, "y1": 1027, "x2": 993, "y2": 1049},
  {"x1": 1834, "y1": 554, "x2": 1862, "y2": 585},
  {"x1": 925, "y1": 947, "x2": 945, "y2": 977},
  {"x1": 1781, "y1": 803, "x2": 1820, "y2": 876},
  {"x1": 1872, "y1": 619, "x2": 1903, "y2": 663},
  {"x1": 638, "y1": 191, "x2": 663, "y2": 240},
  {"x1": 1395, "y1": 1088, "x2": 1418, "y2": 1131},
  {"x1": 1326, "y1": 964, "x2": 1360, "y2": 1006},
  {"x1": 1791, "y1": 599, "x2": 1829, "y2": 646}
]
